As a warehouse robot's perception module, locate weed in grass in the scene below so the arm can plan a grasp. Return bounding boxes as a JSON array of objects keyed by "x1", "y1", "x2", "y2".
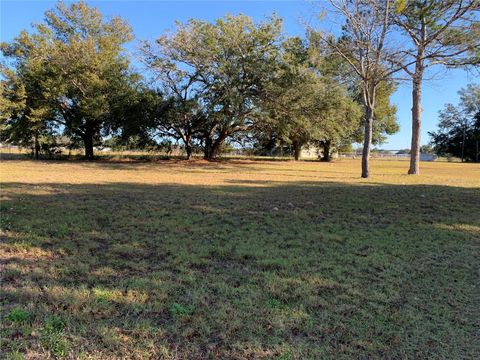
[
  {"x1": 55, "y1": 223, "x2": 69, "y2": 237},
  {"x1": 93, "y1": 287, "x2": 117, "y2": 303},
  {"x1": 40, "y1": 315, "x2": 69, "y2": 358},
  {"x1": 5, "y1": 350, "x2": 24, "y2": 360},
  {"x1": 43, "y1": 315, "x2": 66, "y2": 333},
  {"x1": 122, "y1": 277, "x2": 151, "y2": 291},
  {"x1": 169, "y1": 302, "x2": 195, "y2": 319},
  {"x1": 2, "y1": 266, "x2": 22, "y2": 281},
  {"x1": 6, "y1": 308, "x2": 30, "y2": 323},
  {"x1": 266, "y1": 298, "x2": 288, "y2": 311},
  {"x1": 275, "y1": 352, "x2": 292, "y2": 360}
]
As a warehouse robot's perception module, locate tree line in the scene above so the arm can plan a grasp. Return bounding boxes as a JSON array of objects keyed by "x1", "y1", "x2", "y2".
[
  {"x1": 430, "y1": 84, "x2": 480, "y2": 162},
  {"x1": 1, "y1": 1, "x2": 479, "y2": 177}
]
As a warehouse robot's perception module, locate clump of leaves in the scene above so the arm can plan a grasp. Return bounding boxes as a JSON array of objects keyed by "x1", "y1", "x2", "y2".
[
  {"x1": 266, "y1": 298, "x2": 288, "y2": 311},
  {"x1": 55, "y1": 223, "x2": 69, "y2": 237},
  {"x1": 6, "y1": 308, "x2": 29, "y2": 323},
  {"x1": 6, "y1": 350, "x2": 24, "y2": 360},
  {"x1": 275, "y1": 353, "x2": 292, "y2": 360},
  {"x1": 169, "y1": 303, "x2": 194, "y2": 319},
  {"x1": 43, "y1": 315, "x2": 66, "y2": 333},
  {"x1": 40, "y1": 315, "x2": 69, "y2": 358}
]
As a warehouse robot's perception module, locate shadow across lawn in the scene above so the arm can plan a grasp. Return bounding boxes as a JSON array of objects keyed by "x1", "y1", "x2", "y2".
[{"x1": 1, "y1": 181, "x2": 479, "y2": 359}]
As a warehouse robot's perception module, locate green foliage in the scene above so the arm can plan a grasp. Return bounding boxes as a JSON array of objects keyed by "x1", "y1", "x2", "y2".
[
  {"x1": 144, "y1": 14, "x2": 283, "y2": 159},
  {"x1": 0, "y1": 68, "x2": 26, "y2": 127},
  {"x1": 41, "y1": 315, "x2": 69, "y2": 358},
  {"x1": 169, "y1": 303, "x2": 195, "y2": 319},
  {"x1": 259, "y1": 37, "x2": 361, "y2": 159},
  {"x1": 6, "y1": 308, "x2": 30, "y2": 323},
  {"x1": 2, "y1": 2, "x2": 380, "y2": 161},
  {"x1": 2, "y1": 0, "x2": 475, "y2": 166},
  {"x1": 0, "y1": 64, "x2": 52, "y2": 155},
  {"x1": 308, "y1": 30, "x2": 399, "y2": 156},
  {"x1": 352, "y1": 81, "x2": 399, "y2": 145},
  {"x1": 260, "y1": 38, "x2": 323, "y2": 152},
  {"x1": 395, "y1": 0, "x2": 480, "y2": 68},
  {"x1": 1, "y1": 1, "x2": 138, "y2": 159},
  {"x1": 430, "y1": 84, "x2": 480, "y2": 162},
  {"x1": 43, "y1": 315, "x2": 66, "y2": 333}
]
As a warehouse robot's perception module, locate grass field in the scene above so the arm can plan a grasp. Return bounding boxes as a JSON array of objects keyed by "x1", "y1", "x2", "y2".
[{"x1": 1, "y1": 159, "x2": 479, "y2": 359}]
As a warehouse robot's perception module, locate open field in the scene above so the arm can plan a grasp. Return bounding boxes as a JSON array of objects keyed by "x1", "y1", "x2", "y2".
[{"x1": 1, "y1": 159, "x2": 479, "y2": 359}]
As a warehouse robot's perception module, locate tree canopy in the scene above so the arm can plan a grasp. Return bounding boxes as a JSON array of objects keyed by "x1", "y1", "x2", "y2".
[
  {"x1": 4, "y1": 0, "x2": 477, "y2": 176},
  {"x1": 1, "y1": 1, "x2": 137, "y2": 159},
  {"x1": 430, "y1": 84, "x2": 480, "y2": 162},
  {"x1": 394, "y1": 0, "x2": 480, "y2": 173}
]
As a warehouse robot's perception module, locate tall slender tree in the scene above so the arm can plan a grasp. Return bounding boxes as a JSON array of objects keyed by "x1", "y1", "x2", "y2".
[
  {"x1": 309, "y1": 38, "x2": 399, "y2": 160},
  {"x1": 311, "y1": 0, "x2": 404, "y2": 177},
  {"x1": 394, "y1": 0, "x2": 480, "y2": 174}
]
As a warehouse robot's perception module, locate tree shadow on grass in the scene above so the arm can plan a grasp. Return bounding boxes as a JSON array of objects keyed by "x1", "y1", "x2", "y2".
[
  {"x1": 1, "y1": 181, "x2": 479, "y2": 359},
  {"x1": 0, "y1": 157, "x2": 279, "y2": 174}
]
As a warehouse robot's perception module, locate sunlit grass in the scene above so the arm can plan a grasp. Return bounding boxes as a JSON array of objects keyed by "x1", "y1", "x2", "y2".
[
  {"x1": 1, "y1": 158, "x2": 479, "y2": 187},
  {"x1": 1, "y1": 158, "x2": 479, "y2": 358}
]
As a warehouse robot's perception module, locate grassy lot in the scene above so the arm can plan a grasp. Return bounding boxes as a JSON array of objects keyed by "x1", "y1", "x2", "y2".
[{"x1": 1, "y1": 159, "x2": 479, "y2": 359}]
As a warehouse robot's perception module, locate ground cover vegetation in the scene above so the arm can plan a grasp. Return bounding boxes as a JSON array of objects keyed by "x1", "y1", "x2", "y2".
[{"x1": 1, "y1": 159, "x2": 479, "y2": 358}]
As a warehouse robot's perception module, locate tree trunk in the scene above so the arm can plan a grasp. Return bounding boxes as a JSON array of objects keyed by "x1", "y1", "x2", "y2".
[
  {"x1": 34, "y1": 133, "x2": 40, "y2": 160},
  {"x1": 83, "y1": 133, "x2": 94, "y2": 160},
  {"x1": 203, "y1": 136, "x2": 211, "y2": 160},
  {"x1": 209, "y1": 141, "x2": 222, "y2": 160},
  {"x1": 185, "y1": 143, "x2": 192, "y2": 160},
  {"x1": 183, "y1": 133, "x2": 193, "y2": 160},
  {"x1": 204, "y1": 131, "x2": 227, "y2": 161},
  {"x1": 408, "y1": 57, "x2": 425, "y2": 175},
  {"x1": 362, "y1": 106, "x2": 374, "y2": 178},
  {"x1": 292, "y1": 140, "x2": 301, "y2": 161},
  {"x1": 476, "y1": 140, "x2": 479, "y2": 163},
  {"x1": 321, "y1": 140, "x2": 331, "y2": 162}
]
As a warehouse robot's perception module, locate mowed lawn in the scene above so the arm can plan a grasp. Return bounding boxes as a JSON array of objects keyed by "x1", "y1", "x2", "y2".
[{"x1": 1, "y1": 159, "x2": 479, "y2": 359}]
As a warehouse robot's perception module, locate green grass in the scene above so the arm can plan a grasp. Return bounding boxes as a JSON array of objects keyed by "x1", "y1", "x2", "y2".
[
  {"x1": 1, "y1": 160, "x2": 479, "y2": 359},
  {"x1": 5, "y1": 308, "x2": 30, "y2": 323}
]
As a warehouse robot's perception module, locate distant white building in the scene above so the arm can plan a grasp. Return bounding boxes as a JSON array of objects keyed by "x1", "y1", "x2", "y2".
[
  {"x1": 420, "y1": 153, "x2": 437, "y2": 161},
  {"x1": 300, "y1": 145, "x2": 338, "y2": 159},
  {"x1": 300, "y1": 146, "x2": 320, "y2": 158}
]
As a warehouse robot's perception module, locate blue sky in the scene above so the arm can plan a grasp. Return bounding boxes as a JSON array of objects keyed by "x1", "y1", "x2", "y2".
[{"x1": 1, "y1": 0, "x2": 477, "y2": 149}]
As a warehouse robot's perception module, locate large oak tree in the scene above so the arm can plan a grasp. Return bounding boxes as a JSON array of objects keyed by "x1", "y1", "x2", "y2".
[
  {"x1": 1, "y1": 1, "x2": 135, "y2": 159},
  {"x1": 144, "y1": 15, "x2": 282, "y2": 160}
]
